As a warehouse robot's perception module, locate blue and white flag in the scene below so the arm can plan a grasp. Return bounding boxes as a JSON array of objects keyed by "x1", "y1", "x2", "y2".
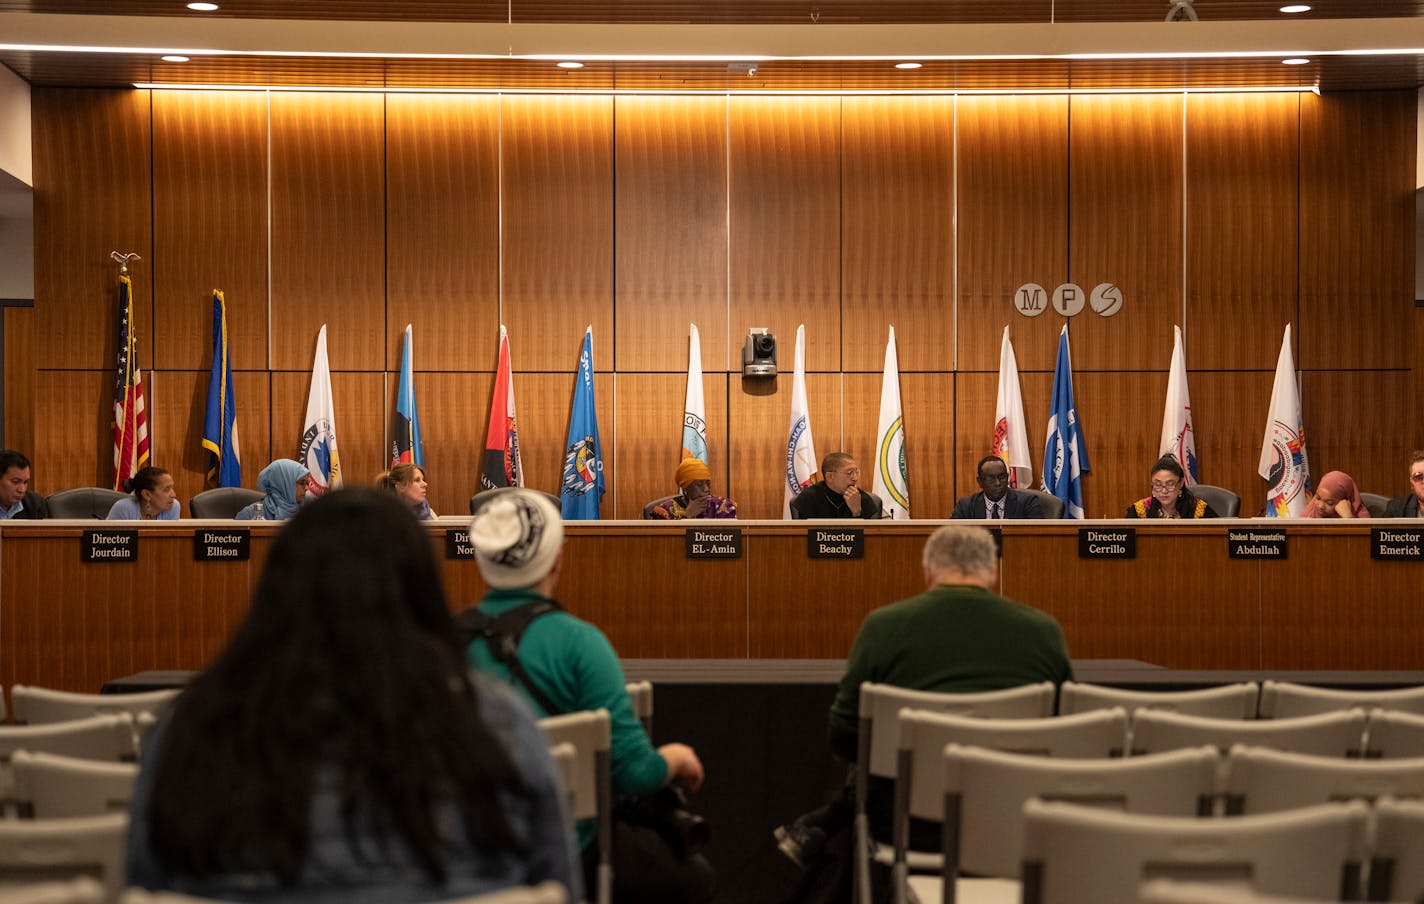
[
  {"x1": 391, "y1": 324, "x2": 423, "y2": 467},
  {"x1": 201, "y1": 290, "x2": 241, "y2": 488},
  {"x1": 1042, "y1": 324, "x2": 1090, "y2": 519},
  {"x1": 560, "y1": 326, "x2": 605, "y2": 520}
]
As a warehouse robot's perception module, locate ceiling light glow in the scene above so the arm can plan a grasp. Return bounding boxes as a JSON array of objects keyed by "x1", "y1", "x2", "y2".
[
  {"x1": 186, "y1": 2, "x2": 219, "y2": 10},
  {"x1": 895, "y1": 62, "x2": 922, "y2": 69},
  {"x1": 557, "y1": 61, "x2": 584, "y2": 69},
  {"x1": 1282, "y1": 57, "x2": 1310, "y2": 64},
  {"x1": 160, "y1": 55, "x2": 190, "y2": 62},
  {"x1": 1279, "y1": 4, "x2": 1311, "y2": 12}
]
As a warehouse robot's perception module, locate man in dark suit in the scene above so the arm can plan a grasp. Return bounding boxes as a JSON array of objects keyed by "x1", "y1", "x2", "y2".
[
  {"x1": 0, "y1": 450, "x2": 49, "y2": 519},
  {"x1": 951, "y1": 454, "x2": 1044, "y2": 519},
  {"x1": 789, "y1": 451, "x2": 883, "y2": 520},
  {"x1": 1384, "y1": 449, "x2": 1424, "y2": 518}
]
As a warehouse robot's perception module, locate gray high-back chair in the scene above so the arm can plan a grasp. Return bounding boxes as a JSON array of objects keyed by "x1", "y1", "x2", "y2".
[
  {"x1": 1359, "y1": 492, "x2": 1390, "y2": 518},
  {"x1": 1022, "y1": 489, "x2": 1065, "y2": 519},
  {"x1": 44, "y1": 488, "x2": 126, "y2": 519},
  {"x1": 1192, "y1": 484, "x2": 1241, "y2": 517},
  {"x1": 189, "y1": 487, "x2": 262, "y2": 518}
]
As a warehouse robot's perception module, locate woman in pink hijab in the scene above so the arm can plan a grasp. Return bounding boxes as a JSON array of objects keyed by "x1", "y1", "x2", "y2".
[{"x1": 1304, "y1": 470, "x2": 1371, "y2": 518}]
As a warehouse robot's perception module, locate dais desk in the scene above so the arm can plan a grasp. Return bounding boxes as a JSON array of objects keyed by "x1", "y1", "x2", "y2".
[{"x1": 2, "y1": 519, "x2": 1420, "y2": 692}]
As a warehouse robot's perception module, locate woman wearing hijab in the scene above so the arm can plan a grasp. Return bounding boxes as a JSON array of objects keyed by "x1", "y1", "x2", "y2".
[
  {"x1": 236, "y1": 460, "x2": 311, "y2": 521},
  {"x1": 1304, "y1": 470, "x2": 1371, "y2": 518}
]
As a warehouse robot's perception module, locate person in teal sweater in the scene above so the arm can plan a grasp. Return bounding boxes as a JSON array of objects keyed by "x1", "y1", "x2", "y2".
[{"x1": 464, "y1": 488, "x2": 713, "y2": 904}]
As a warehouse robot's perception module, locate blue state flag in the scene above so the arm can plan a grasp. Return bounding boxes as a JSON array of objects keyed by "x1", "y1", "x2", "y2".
[
  {"x1": 392, "y1": 324, "x2": 423, "y2": 466},
  {"x1": 201, "y1": 290, "x2": 241, "y2": 487},
  {"x1": 560, "y1": 326, "x2": 605, "y2": 520},
  {"x1": 1042, "y1": 324, "x2": 1091, "y2": 519}
]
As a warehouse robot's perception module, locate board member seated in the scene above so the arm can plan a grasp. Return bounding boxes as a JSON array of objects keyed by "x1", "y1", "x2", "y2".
[
  {"x1": 236, "y1": 460, "x2": 311, "y2": 521},
  {"x1": 1304, "y1": 470, "x2": 1370, "y2": 518},
  {"x1": 378, "y1": 463, "x2": 436, "y2": 520},
  {"x1": 647, "y1": 457, "x2": 737, "y2": 520},
  {"x1": 107, "y1": 466, "x2": 180, "y2": 520},
  {"x1": 0, "y1": 449, "x2": 48, "y2": 519},
  {"x1": 789, "y1": 452, "x2": 883, "y2": 520},
  {"x1": 952, "y1": 454, "x2": 1044, "y2": 519},
  {"x1": 1384, "y1": 450, "x2": 1424, "y2": 518},
  {"x1": 1126, "y1": 455, "x2": 1217, "y2": 519}
]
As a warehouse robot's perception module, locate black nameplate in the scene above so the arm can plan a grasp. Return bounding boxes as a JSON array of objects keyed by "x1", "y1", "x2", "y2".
[
  {"x1": 1078, "y1": 528, "x2": 1136, "y2": 559},
  {"x1": 808, "y1": 528, "x2": 864, "y2": 559},
  {"x1": 446, "y1": 529, "x2": 477, "y2": 560},
  {"x1": 82, "y1": 529, "x2": 137, "y2": 562},
  {"x1": 685, "y1": 528, "x2": 743, "y2": 559},
  {"x1": 193, "y1": 529, "x2": 250, "y2": 561},
  {"x1": 1228, "y1": 528, "x2": 1288, "y2": 559},
  {"x1": 1372, "y1": 528, "x2": 1424, "y2": 561}
]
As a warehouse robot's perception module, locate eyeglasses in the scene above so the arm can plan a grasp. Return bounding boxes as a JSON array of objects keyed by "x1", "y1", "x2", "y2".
[
  {"x1": 1151, "y1": 480, "x2": 1181, "y2": 492},
  {"x1": 979, "y1": 473, "x2": 1010, "y2": 484},
  {"x1": 1412, "y1": 472, "x2": 1424, "y2": 483}
]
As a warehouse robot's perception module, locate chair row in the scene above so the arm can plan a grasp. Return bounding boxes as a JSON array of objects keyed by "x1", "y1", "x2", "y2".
[{"x1": 2, "y1": 686, "x2": 181, "y2": 727}]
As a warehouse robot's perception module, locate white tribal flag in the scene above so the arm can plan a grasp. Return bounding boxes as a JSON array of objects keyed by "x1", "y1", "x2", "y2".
[
  {"x1": 1158, "y1": 324, "x2": 1198, "y2": 485},
  {"x1": 299, "y1": 324, "x2": 342, "y2": 495},
  {"x1": 992, "y1": 326, "x2": 1033, "y2": 489},
  {"x1": 782, "y1": 324, "x2": 818, "y2": 519},
  {"x1": 682, "y1": 323, "x2": 708, "y2": 464},
  {"x1": 871, "y1": 326, "x2": 909, "y2": 519},
  {"x1": 1258, "y1": 323, "x2": 1311, "y2": 517}
]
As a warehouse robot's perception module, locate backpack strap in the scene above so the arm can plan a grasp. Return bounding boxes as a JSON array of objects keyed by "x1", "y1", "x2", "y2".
[{"x1": 455, "y1": 599, "x2": 564, "y2": 715}]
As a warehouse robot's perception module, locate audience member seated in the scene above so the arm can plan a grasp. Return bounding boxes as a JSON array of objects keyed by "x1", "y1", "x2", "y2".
[
  {"x1": 125, "y1": 488, "x2": 578, "y2": 902},
  {"x1": 1126, "y1": 455, "x2": 1217, "y2": 519},
  {"x1": 462, "y1": 488, "x2": 714, "y2": 904},
  {"x1": 774, "y1": 524, "x2": 1073, "y2": 893},
  {"x1": 377, "y1": 462, "x2": 437, "y2": 520},
  {"x1": 0, "y1": 449, "x2": 48, "y2": 519},
  {"x1": 1384, "y1": 449, "x2": 1424, "y2": 518},
  {"x1": 107, "y1": 467, "x2": 180, "y2": 521},
  {"x1": 646, "y1": 458, "x2": 737, "y2": 520},
  {"x1": 952, "y1": 454, "x2": 1045, "y2": 519},
  {"x1": 1304, "y1": 470, "x2": 1370, "y2": 519},
  {"x1": 789, "y1": 452, "x2": 883, "y2": 520},
  {"x1": 235, "y1": 460, "x2": 310, "y2": 521}
]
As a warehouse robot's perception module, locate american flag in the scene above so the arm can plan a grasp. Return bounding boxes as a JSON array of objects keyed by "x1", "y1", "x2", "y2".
[{"x1": 113, "y1": 274, "x2": 150, "y2": 489}]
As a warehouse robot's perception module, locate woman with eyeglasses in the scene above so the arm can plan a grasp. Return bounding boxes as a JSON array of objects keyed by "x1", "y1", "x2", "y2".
[{"x1": 1126, "y1": 455, "x2": 1217, "y2": 519}]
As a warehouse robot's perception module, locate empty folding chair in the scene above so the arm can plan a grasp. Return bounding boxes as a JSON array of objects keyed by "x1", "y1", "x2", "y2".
[
  {"x1": 10, "y1": 751, "x2": 138, "y2": 819},
  {"x1": 1059, "y1": 682, "x2": 1258, "y2": 719},
  {"x1": 9, "y1": 687, "x2": 180, "y2": 727},
  {"x1": 1131, "y1": 708, "x2": 1367, "y2": 757},
  {"x1": 0, "y1": 878, "x2": 105, "y2": 904},
  {"x1": 0, "y1": 716, "x2": 138, "y2": 815},
  {"x1": 1222, "y1": 744, "x2": 1424, "y2": 815},
  {"x1": 1363, "y1": 708, "x2": 1424, "y2": 758},
  {"x1": 1021, "y1": 799, "x2": 1369, "y2": 904},
  {"x1": 0, "y1": 813, "x2": 128, "y2": 904},
  {"x1": 538, "y1": 710, "x2": 611, "y2": 904},
  {"x1": 547, "y1": 742, "x2": 577, "y2": 823},
  {"x1": 905, "y1": 744, "x2": 1219, "y2": 904},
  {"x1": 625, "y1": 681, "x2": 652, "y2": 736},
  {"x1": 1258, "y1": 680, "x2": 1424, "y2": 719},
  {"x1": 1368, "y1": 796, "x2": 1424, "y2": 902}
]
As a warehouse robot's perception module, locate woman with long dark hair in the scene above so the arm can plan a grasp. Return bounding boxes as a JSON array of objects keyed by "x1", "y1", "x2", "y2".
[
  {"x1": 1125, "y1": 455, "x2": 1218, "y2": 519},
  {"x1": 125, "y1": 488, "x2": 577, "y2": 902}
]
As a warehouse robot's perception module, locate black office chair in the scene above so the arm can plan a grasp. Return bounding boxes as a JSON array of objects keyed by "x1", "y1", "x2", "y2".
[
  {"x1": 189, "y1": 487, "x2": 263, "y2": 518},
  {"x1": 1359, "y1": 492, "x2": 1390, "y2": 518},
  {"x1": 1022, "y1": 489, "x2": 1065, "y2": 519},
  {"x1": 44, "y1": 488, "x2": 127, "y2": 519},
  {"x1": 469, "y1": 486, "x2": 561, "y2": 515},
  {"x1": 1191, "y1": 484, "x2": 1241, "y2": 517}
]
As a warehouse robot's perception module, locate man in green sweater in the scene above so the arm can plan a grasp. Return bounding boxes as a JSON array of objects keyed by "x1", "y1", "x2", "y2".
[{"x1": 464, "y1": 488, "x2": 712, "y2": 904}]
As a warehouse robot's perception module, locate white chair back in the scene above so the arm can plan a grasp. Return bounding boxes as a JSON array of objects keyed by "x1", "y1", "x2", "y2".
[
  {"x1": 1131, "y1": 708, "x2": 1366, "y2": 757},
  {"x1": 1222, "y1": 744, "x2": 1424, "y2": 815},
  {"x1": 1021, "y1": 799, "x2": 1368, "y2": 904},
  {"x1": 10, "y1": 752, "x2": 137, "y2": 819},
  {"x1": 1258, "y1": 680, "x2": 1424, "y2": 718},
  {"x1": 0, "y1": 878, "x2": 105, "y2": 904},
  {"x1": 625, "y1": 681, "x2": 652, "y2": 735},
  {"x1": 1367, "y1": 796, "x2": 1424, "y2": 902},
  {"x1": 9, "y1": 687, "x2": 179, "y2": 727},
  {"x1": 440, "y1": 882, "x2": 570, "y2": 904},
  {"x1": 1363, "y1": 708, "x2": 1424, "y2": 758},
  {"x1": 0, "y1": 814, "x2": 127, "y2": 904},
  {"x1": 547, "y1": 742, "x2": 577, "y2": 825},
  {"x1": 0, "y1": 716, "x2": 137, "y2": 814},
  {"x1": 1139, "y1": 878, "x2": 1362, "y2": 904},
  {"x1": 1059, "y1": 682, "x2": 1258, "y2": 719},
  {"x1": 538, "y1": 710, "x2": 610, "y2": 904}
]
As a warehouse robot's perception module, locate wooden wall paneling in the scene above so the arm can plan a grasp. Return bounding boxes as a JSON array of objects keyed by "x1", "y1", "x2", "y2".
[
  {"x1": 842, "y1": 372, "x2": 955, "y2": 519},
  {"x1": 269, "y1": 370, "x2": 387, "y2": 494},
  {"x1": 952, "y1": 370, "x2": 1051, "y2": 504},
  {"x1": 386, "y1": 370, "x2": 494, "y2": 515},
  {"x1": 148, "y1": 370, "x2": 272, "y2": 505},
  {"x1": 151, "y1": 90, "x2": 269, "y2": 371},
  {"x1": 614, "y1": 95, "x2": 729, "y2": 373},
  {"x1": 956, "y1": 95, "x2": 1069, "y2": 372},
  {"x1": 268, "y1": 93, "x2": 386, "y2": 371},
  {"x1": 1300, "y1": 370, "x2": 1414, "y2": 495},
  {"x1": 1067, "y1": 94, "x2": 1183, "y2": 371},
  {"x1": 841, "y1": 96, "x2": 954, "y2": 373},
  {"x1": 728, "y1": 96, "x2": 842, "y2": 372},
  {"x1": 1185, "y1": 93, "x2": 1299, "y2": 371},
  {"x1": 1068, "y1": 372, "x2": 1163, "y2": 519},
  {"x1": 4, "y1": 305, "x2": 36, "y2": 461},
  {"x1": 32, "y1": 89, "x2": 154, "y2": 372},
  {"x1": 500, "y1": 95, "x2": 614, "y2": 373},
  {"x1": 508, "y1": 372, "x2": 616, "y2": 511},
  {"x1": 612, "y1": 372, "x2": 729, "y2": 519},
  {"x1": 727, "y1": 372, "x2": 842, "y2": 519},
  {"x1": 1299, "y1": 90, "x2": 1415, "y2": 371},
  {"x1": 747, "y1": 529, "x2": 926, "y2": 658},
  {"x1": 149, "y1": 539, "x2": 250, "y2": 674},
  {"x1": 1260, "y1": 529, "x2": 1418, "y2": 669},
  {"x1": 386, "y1": 94, "x2": 501, "y2": 372},
  {"x1": 1002, "y1": 528, "x2": 1261, "y2": 669},
  {"x1": 34, "y1": 371, "x2": 114, "y2": 491},
  {"x1": 1187, "y1": 372, "x2": 1274, "y2": 515}
]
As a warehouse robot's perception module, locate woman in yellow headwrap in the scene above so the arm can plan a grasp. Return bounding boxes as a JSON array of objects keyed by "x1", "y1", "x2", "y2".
[{"x1": 648, "y1": 457, "x2": 738, "y2": 520}]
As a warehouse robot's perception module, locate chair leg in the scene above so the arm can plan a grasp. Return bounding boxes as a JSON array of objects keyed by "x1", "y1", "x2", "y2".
[{"x1": 855, "y1": 813, "x2": 871, "y2": 904}]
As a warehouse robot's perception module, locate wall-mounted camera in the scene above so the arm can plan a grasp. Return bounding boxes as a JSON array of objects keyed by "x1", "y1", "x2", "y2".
[{"x1": 742, "y1": 328, "x2": 777, "y2": 377}]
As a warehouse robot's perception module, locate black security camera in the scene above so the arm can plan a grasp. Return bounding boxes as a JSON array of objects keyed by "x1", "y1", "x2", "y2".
[{"x1": 742, "y1": 329, "x2": 777, "y2": 377}]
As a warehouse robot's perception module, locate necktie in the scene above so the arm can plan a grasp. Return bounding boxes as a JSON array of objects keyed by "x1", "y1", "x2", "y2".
[{"x1": 990, "y1": 501, "x2": 1001, "y2": 519}]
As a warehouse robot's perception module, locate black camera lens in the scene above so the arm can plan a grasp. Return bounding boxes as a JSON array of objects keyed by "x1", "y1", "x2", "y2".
[{"x1": 755, "y1": 335, "x2": 775, "y2": 356}]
